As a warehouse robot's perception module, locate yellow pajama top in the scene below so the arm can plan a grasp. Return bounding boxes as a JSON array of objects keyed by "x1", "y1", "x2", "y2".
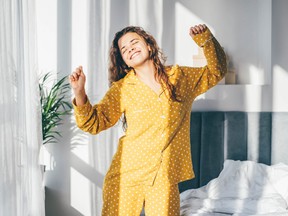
[{"x1": 73, "y1": 29, "x2": 227, "y2": 187}]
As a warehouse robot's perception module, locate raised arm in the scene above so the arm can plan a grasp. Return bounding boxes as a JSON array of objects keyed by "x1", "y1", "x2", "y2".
[
  {"x1": 183, "y1": 24, "x2": 227, "y2": 98},
  {"x1": 70, "y1": 66, "x2": 123, "y2": 135}
]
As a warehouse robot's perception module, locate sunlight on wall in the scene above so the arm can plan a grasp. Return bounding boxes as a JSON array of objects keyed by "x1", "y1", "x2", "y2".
[
  {"x1": 39, "y1": 145, "x2": 56, "y2": 171},
  {"x1": 70, "y1": 167, "x2": 92, "y2": 216},
  {"x1": 273, "y1": 65, "x2": 288, "y2": 111},
  {"x1": 70, "y1": 3, "x2": 92, "y2": 214},
  {"x1": 247, "y1": 113, "x2": 260, "y2": 161},
  {"x1": 70, "y1": 0, "x2": 90, "y2": 164},
  {"x1": 71, "y1": 0, "x2": 88, "y2": 71},
  {"x1": 248, "y1": 65, "x2": 265, "y2": 85},
  {"x1": 70, "y1": 122, "x2": 90, "y2": 164},
  {"x1": 244, "y1": 85, "x2": 263, "y2": 111},
  {"x1": 36, "y1": 0, "x2": 57, "y2": 73},
  {"x1": 194, "y1": 94, "x2": 206, "y2": 101},
  {"x1": 175, "y1": 2, "x2": 216, "y2": 102},
  {"x1": 175, "y1": 2, "x2": 215, "y2": 67}
]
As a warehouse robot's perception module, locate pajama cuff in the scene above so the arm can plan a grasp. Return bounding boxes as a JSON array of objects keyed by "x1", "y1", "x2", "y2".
[
  {"x1": 72, "y1": 97, "x2": 92, "y2": 117},
  {"x1": 193, "y1": 28, "x2": 214, "y2": 47}
]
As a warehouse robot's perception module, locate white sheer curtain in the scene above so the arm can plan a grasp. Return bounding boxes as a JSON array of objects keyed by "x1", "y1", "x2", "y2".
[{"x1": 0, "y1": 0, "x2": 45, "y2": 216}]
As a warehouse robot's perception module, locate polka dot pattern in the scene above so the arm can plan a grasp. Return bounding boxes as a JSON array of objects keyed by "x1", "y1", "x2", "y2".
[
  {"x1": 102, "y1": 175, "x2": 180, "y2": 216},
  {"x1": 73, "y1": 28, "x2": 227, "y2": 215}
]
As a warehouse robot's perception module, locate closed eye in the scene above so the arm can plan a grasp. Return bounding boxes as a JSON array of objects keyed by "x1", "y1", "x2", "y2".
[{"x1": 120, "y1": 38, "x2": 140, "y2": 55}]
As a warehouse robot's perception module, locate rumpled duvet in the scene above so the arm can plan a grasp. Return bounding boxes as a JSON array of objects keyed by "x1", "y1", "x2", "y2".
[{"x1": 180, "y1": 160, "x2": 288, "y2": 216}]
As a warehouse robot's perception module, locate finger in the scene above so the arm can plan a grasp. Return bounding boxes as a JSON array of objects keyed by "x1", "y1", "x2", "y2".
[
  {"x1": 71, "y1": 71, "x2": 80, "y2": 81},
  {"x1": 69, "y1": 74, "x2": 76, "y2": 83},
  {"x1": 79, "y1": 68, "x2": 86, "y2": 79},
  {"x1": 77, "y1": 66, "x2": 85, "y2": 77},
  {"x1": 75, "y1": 67, "x2": 81, "y2": 76},
  {"x1": 194, "y1": 25, "x2": 201, "y2": 33},
  {"x1": 190, "y1": 27, "x2": 196, "y2": 34},
  {"x1": 200, "y1": 24, "x2": 208, "y2": 33},
  {"x1": 77, "y1": 66, "x2": 82, "y2": 73},
  {"x1": 190, "y1": 28, "x2": 198, "y2": 38},
  {"x1": 198, "y1": 24, "x2": 205, "y2": 32},
  {"x1": 202, "y1": 24, "x2": 207, "y2": 30},
  {"x1": 190, "y1": 27, "x2": 197, "y2": 35},
  {"x1": 189, "y1": 27, "x2": 194, "y2": 37}
]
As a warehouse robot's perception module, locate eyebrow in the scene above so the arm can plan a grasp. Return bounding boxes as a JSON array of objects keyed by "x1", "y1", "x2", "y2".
[{"x1": 120, "y1": 38, "x2": 138, "y2": 51}]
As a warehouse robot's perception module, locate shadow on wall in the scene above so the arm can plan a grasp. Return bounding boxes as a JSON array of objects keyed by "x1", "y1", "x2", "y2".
[
  {"x1": 271, "y1": 0, "x2": 288, "y2": 112},
  {"x1": 44, "y1": 116, "x2": 106, "y2": 216}
]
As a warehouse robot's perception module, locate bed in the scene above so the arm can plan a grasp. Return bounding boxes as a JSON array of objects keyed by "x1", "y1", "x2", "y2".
[{"x1": 179, "y1": 112, "x2": 288, "y2": 216}]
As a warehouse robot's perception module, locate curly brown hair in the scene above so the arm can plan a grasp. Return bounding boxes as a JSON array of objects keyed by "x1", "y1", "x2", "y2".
[{"x1": 108, "y1": 26, "x2": 179, "y2": 129}]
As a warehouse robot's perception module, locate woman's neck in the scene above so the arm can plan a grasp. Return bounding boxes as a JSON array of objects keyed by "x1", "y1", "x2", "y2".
[{"x1": 133, "y1": 60, "x2": 158, "y2": 83}]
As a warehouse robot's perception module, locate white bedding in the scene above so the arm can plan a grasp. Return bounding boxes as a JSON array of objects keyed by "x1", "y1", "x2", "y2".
[{"x1": 180, "y1": 160, "x2": 288, "y2": 216}]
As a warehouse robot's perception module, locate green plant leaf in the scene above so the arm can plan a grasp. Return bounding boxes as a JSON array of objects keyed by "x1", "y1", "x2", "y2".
[{"x1": 39, "y1": 72, "x2": 72, "y2": 145}]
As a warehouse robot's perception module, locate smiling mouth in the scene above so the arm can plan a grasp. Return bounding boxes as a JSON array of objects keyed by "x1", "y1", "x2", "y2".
[{"x1": 130, "y1": 51, "x2": 140, "y2": 60}]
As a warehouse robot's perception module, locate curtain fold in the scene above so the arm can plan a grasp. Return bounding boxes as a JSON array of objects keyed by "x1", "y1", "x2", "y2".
[{"x1": 0, "y1": 0, "x2": 45, "y2": 215}]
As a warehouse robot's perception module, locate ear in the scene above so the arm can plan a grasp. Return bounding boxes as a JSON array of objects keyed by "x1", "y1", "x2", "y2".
[{"x1": 148, "y1": 46, "x2": 151, "y2": 52}]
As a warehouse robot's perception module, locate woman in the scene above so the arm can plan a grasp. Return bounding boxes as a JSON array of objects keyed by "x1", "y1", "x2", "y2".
[{"x1": 70, "y1": 24, "x2": 227, "y2": 216}]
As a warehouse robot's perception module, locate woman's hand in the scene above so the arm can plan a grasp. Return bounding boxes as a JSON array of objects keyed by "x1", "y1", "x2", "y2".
[
  {"x1": 70, "y1": 66, "x2": 86, "y2": 92},
  {"x1": 189, "y1": 24, "x2": 207, "y2": 38},
  {"x1": 69, "y1": 66, "x2": 87, "y2": 105}
]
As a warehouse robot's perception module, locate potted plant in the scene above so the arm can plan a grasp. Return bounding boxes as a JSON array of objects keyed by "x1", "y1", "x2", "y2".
[
  {"x1": 38, "y1": 72, "x2": 72, "y2": 171},
  {"x1": 39, "y1": 72, "x2": 72, "y2": 144}
]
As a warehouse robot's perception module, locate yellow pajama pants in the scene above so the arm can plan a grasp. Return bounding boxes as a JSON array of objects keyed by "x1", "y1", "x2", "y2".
[{"x1": 102, "y1": 176, "x2": 180, "y2": 216}]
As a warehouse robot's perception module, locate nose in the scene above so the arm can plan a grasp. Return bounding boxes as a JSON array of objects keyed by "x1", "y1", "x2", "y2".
[{"x1": 128, "y1": 46, "x2": 135, "y2": 53}]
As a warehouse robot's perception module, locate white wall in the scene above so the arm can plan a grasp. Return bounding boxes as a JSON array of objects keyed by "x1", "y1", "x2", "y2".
[
  {"x1": 271, "y1": 0, "x2": 288, "y2": 112},
  {"x1": 37, "y1": 1, "x2": 288, "y2": 216},
  {"x1": 192, "y1": 0, "x2": 288, "y2": 112},
  {"x1": 170, "y1": 0, "x2": 272, "y2": 85}
]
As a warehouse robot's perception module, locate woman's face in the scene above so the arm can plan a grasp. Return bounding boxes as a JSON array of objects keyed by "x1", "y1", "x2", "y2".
[{"x1": 118, "y1": 32, "x2": 151, "y2": 69}]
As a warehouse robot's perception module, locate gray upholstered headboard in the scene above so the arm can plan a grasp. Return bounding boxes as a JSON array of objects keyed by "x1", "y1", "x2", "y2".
[{"x1": 178, "y1": 112, "x2": 288, "y2": 193}]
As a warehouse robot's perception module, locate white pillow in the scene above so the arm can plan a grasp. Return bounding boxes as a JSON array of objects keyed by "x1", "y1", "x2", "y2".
[
  {"x1": 268, "y1": 163, "x2": 288, "y2": 203},
  {"x1": 205, "y1": 160, "x2": 278, "y2": 199}
]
